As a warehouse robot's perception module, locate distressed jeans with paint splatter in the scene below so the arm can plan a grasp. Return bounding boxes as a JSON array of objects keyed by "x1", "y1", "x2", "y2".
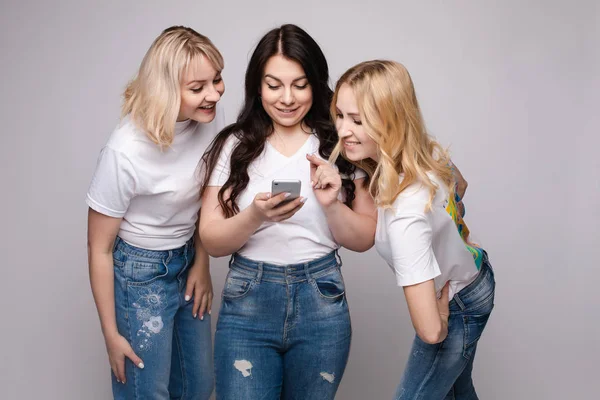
[
  {"x1": 395, "y1": 254, "x2": 496, "y2": 400},
  {"x1": 214, "y1": 251, "x2": 351, "y2": 400},
  {"x1": 111, "y1": 236, "x2": 214, "y2": 400}
]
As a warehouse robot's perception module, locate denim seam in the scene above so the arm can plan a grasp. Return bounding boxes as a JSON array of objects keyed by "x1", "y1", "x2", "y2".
[
  {"x1": 124, "y1": 285, "x2": 139, "y2": 399},
  {"x1": 462, "y1": 316, "x2": 474, "y2": 360},
  {"x1": 173, "y1": 323, "x2": 187, "y2": 399},
  {"x1": 283, "y1": 279, "x2": 290, "y2": 346}
]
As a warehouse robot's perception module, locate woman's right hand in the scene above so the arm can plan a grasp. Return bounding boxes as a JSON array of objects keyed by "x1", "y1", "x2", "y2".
[
  {"x1": 105, "y1": 332, "x2": 144, "y2": 384},
  {"x1": 251, "y1": 192, "x2": 306, "y2": 223}
]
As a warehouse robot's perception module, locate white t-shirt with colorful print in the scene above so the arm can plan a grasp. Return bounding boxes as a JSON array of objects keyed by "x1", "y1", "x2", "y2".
[{"x1": 375, "y1": 173, "x2": 484, "y2": 300}]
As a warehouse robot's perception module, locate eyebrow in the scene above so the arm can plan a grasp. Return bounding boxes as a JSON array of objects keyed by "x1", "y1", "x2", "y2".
[
  {"x1": 336, "y1": 107, "x2": 361, "y2": 117},
  {"x1": 186, "y1": 72, "x2": 222, "y2": 86},
  {"x1": 264, "y1": 74, "x2": 308, "y2": 83}
]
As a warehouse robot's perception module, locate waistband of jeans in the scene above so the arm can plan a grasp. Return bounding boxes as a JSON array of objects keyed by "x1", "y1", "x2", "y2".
[
  {"x1": 229, "y1": 251, "x2": 341, "y2": 283},
  {"x1": 113, "y1": 236, "x2": 194, "y2": 261},
  {"x1": 449, "y1": 253, "x2": 493, "y2": 312}
]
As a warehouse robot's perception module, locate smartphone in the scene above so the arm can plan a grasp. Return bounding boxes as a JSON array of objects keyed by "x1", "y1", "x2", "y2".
[{"x1": 271, "y1": 179, "x2": 302, "y2": 206}]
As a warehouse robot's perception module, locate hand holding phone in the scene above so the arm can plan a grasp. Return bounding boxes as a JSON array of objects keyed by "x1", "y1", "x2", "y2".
[
  {"x1": 271, "y1": 179, "x2": 301, "y2": 206},
  {"x1": 249, "y1": 180, "x2": 306, "y2": 223}
]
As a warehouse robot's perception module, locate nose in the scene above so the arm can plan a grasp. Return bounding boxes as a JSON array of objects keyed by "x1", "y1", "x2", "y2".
[
  {"x1": 206, "y1": 84, "x2": 222, "y2": 102},
  {"x1": 337, "y1": 119, "x2": 353, "y2": 138},
  {"x1": 281, "y1": 87, "x2": 294, "y2": 105}
]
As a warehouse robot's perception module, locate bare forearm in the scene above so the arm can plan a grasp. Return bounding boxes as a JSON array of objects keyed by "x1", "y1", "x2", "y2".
[
  {"x1": 192, "y1": 221, "x2": 210, "y2": 270},
  {"x1": 89, "y1": 251, "x2": 118, "y2": 339},
  {"x1": 404, "y1": 281, "x2": 448, "y2": 344},
  {"x1": 323, "y1": 200, "x2": 376, "y2": 252},
  {"x1": 200, "y1": 207, "x2": 263, "y2": 257}
]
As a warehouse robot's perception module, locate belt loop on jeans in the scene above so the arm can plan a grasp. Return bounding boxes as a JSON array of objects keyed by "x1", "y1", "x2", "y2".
[
  {"x1": 453, "y1": 292, "x2": 466, "y2": 311},
  {"x1": 256, "y1": 262, "x2": 264, "y2": 283},
  {"x1": 303, "y1": 262, "x2": 311, "y2": 281},
  {"x1": 334, "y1": 249, "x2": 343, "y2": 268}
]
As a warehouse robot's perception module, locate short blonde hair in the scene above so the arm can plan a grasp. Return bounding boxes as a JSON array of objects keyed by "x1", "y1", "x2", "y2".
[
  {"x1": 330, "y1": 60, "x2": 452, "y2": 209},
  {"x1": 122, "y1": 26, "x2": 224, "y2": 147}
]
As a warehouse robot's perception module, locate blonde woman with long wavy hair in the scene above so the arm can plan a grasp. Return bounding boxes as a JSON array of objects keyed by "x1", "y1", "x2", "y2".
[
  {"x1": 327, "y1": 60, "x2": 495, "y2": 399},
  {"x1": 86, "y1": 26, "x2": 225, "y2": 399}
]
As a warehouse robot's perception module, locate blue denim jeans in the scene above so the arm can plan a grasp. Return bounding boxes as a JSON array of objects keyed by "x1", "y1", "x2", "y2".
[
  {"x1": 214, "y1": 251, "x2": 352, "y2": 400},
  {"x1": 111, "y1": 236, "x2": 214, "y2": 400},
  {"x1": 395, "y1": 254, "x2": 496, "y2": 400}
]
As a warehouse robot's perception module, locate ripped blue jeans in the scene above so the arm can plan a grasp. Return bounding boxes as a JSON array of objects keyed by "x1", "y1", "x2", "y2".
[
  {"x1": 214, "y1": 251, "x2": 351, "y2": 400},
  {"x1": 111, "y1": 236, "x2": 213, "y2": 400}
]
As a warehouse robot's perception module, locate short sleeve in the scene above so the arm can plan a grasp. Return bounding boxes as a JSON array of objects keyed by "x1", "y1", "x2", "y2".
[
  {"x1": 207, "y1": 135, "x2": 239, "y2": 187},
  {"x1": 86, "y1": 146, "x2": 137, "y2": 218},
  {"x1": 386, "y1": 211, "x2": 441, "y2": 287}
]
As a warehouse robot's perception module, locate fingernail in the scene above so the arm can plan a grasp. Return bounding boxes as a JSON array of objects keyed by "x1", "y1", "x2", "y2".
[
  {"x1": 116, "y1": 380, "x2": 120, "y2": 383},
  {"x1": 310, "y1": 181, "x2": 314, "y2": 186},
  {"x1": 201, "y1": 315, "x2": 204, "y2": 320},
  {"x1": 284, "y1": 193, "x2": 291, "y2": 198},
  {"x1": 209, "y1": 310, "x2": 212, "y2": 315},
  {"x1": 301, "y1": 197, "x2": 307, "y2": 203},
  {"x1": 185, "y1": 295, "x2": 191, "y2": 301},
  {"x1": 193, "y1": 313, "x2": 197, "y2": 319},
  {"x1": 138, "y1": 362, "x2": 145, "y2": 369}
]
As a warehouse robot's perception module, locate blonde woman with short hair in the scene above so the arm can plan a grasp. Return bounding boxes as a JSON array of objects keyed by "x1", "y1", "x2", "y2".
[
  {"x1": 328, "y1": 60, "x2": 495, "y2": 399},
  {"x1": 86, "y1": 26, "x2": 225, "y2": 400}
]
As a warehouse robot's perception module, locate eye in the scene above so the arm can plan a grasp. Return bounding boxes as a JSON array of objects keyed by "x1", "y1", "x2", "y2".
[
  {"x1": 335, "y1": 113, "x2": 343, "y2": 119},
  {"x1": 213, "y1": 77, "x2": 222, "y2": 84},
  {"x1": 191, "y1": 86, "x2": 203, "y2": 93},
  {"x1": 267, "y1": 84, "x2": 280, "y2": 90},
  {"x1": 353, "y1": 119, "x2": 362, "y2": 126},
  {"x1": 295, "y1": 83, "x2": 309, "y2": 89}
]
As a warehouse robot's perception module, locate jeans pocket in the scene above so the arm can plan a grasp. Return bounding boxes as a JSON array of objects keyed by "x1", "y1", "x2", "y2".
[
  {"x1": 311, "y1": 268, "x2": 346, "y2": 300},
  {"x1": 126, "y1": 260, "x2": 169, "y2": 286},
  {"x1": 222, "y1": 269, "x2": 255, "y2": 299}
]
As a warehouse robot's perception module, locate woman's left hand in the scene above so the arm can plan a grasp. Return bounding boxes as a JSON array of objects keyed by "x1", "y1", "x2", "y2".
[
  {"x1": 307, "y1": 153, "x2": 342, "y2": 208},
  {"x1": 184, "y1": 262, "x2": 213, "y2": 320}
]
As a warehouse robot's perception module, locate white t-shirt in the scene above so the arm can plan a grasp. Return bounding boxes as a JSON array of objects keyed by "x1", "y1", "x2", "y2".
[
  {"x1": 375, "y1": 173, "x2": 484, "y2": 299},
  {"x1": 208, "y1": 133, "x2": 365, "y2": 265},
  {"x1": 86, "y1": 109, "x2": 225, "y2": 250}
]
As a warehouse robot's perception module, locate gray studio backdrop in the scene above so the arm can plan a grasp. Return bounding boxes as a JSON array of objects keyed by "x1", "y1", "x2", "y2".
[{"x1": 1, "y1": 0, "x2": 598, "y2": 399}]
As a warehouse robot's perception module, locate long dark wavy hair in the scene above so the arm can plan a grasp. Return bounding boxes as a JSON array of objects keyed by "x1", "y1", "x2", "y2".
[{"x1": 201, "y1": 24, "x2": 357, "y2": 218}]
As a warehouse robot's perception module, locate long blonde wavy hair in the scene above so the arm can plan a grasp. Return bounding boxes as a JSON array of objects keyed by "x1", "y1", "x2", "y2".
[
  {"x1": 122, "y1": 26, "x2": 224, "y2": 147},
  {"x1": 330, "y1": 60, "x2": 453, "y2": 209}
]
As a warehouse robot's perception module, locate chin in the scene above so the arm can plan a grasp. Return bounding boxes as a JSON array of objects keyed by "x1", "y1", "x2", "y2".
[
  {"x1": 192, "y1": 113, "x2": 216, "y2": 123},
  {"x1": 344, "y1": 151, "x2": 361, "y2": 162}
]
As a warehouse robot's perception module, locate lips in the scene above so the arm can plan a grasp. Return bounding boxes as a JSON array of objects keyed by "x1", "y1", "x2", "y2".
[
  {"x1": 275, "y1": 107, "x2": 299, "y2": 115},
  {"x1": 198, "y1": 104, "x2": 215, "y2": 110}
]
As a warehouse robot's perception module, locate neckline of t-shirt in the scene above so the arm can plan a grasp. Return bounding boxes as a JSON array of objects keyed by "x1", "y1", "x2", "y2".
[{"x1": 266, "y1": 133, "x2": 315, "y2": 160}]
